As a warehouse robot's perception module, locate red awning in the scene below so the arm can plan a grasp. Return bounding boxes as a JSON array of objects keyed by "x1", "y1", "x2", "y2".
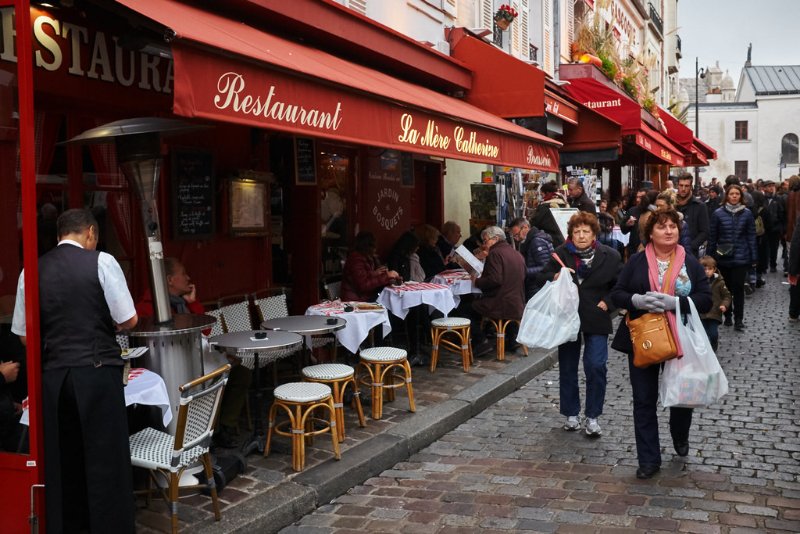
[
  {"x1": 448, "y1": 28, "x2": 545, "y2": 119},
  {"x1": 657, "y1": 106, "x2": 694, "y2": 152},
  {"x1": 116, "y1": 0, "x2": 560, "y2": 171},
  {"x1": 545, "y1": 89, "x2": 579, "y2": 125},
  {"x1": 561, "y1": 106, "x2": 621, "y2": 153},
  {"x1": 626, "y1": 123, "x2": 686, "y2": 167},
  {"x1": 560, "y1": 64, "x2": 683, "y2": 166},
  {"x1": 693, "y1": 137, "x2": 717, "y2": 160}
]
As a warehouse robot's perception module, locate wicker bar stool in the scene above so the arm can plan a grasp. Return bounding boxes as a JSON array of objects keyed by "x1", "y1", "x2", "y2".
[
  {"x1": 302, "y1": 363, "x2": 366, "y2": 442},
  {"x1": 357, "y1": 347, "x2": 415, "y2": 420},
  {"x1": 264, "y1": 382, "x2": 340, "y2": 471},
  {"x1": 484, "y1": 318, "x2": 529, "y2": 361},
  {"x1": 429, "y1": 317, "x2": 472, "y2": 372}
]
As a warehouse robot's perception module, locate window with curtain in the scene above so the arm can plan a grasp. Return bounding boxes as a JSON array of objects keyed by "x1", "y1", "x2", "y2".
[{"x1": 782, "y1": 133, "x2": 799, "y2": 164}]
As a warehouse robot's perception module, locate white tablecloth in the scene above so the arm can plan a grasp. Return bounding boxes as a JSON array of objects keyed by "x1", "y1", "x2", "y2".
[
  {"x1": 431, "y1": 269, "x2": 481, "y2": 307},
  {"x1": 20, "y1": 368, "x2": 172, "y2": 427},
  {"x1": 306, "y1": 301, "x2": 392, "y2": 353},
  {"x1": 377, "y1": 281, "x2": 456, "y2": 319}
]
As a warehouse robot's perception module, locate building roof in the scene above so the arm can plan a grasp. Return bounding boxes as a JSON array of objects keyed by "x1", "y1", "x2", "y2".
[{"x1": 744, "y1": 65, "x2": 800, "y2": 95}]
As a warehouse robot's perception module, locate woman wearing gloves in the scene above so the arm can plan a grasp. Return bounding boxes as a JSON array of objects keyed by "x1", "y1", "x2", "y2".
[
  {"x1": 610, "y1": 209, "x2": 711, "y2": 479},
  {"x1": 538, "y1": 212, "x2": 622, "y2": 437}
]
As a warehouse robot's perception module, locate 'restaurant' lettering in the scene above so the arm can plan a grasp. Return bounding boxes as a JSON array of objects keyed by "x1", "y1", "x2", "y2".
[
  {"x1": 214, "y1": 72, "x2": 343, "y2": 131},
  {"x1": 583, "y1": 98, "x2": 621, "y2": 109}
]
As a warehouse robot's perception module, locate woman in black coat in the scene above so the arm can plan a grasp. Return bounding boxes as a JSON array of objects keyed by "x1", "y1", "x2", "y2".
[
  {"x1": 610, "y1": 209, "x2": 712, "y2": 479},
  {"x1": 538, "y1": 212, "x2": 622, "y2": 438},
  {"x1": 707, "y1": 183, "x2": 757, "y2": 330}
]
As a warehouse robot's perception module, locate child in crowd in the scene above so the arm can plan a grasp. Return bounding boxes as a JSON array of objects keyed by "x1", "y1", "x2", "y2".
[{"x1": 699, "y1": 256, "x2": 732, "y2": 351}]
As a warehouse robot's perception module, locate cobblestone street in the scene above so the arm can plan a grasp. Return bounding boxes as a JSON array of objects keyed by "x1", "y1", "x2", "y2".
[{"x1": 283, "y1": 270, "x2": 800, "y2": 533}]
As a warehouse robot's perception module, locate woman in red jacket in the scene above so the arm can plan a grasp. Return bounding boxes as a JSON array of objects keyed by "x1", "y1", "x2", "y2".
[{"x1": 341, "y1": 232, "x2": 400, "y2": 302}]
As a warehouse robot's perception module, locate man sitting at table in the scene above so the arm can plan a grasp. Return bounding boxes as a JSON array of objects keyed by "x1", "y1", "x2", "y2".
[
  {"x1": 470, "y1": 226, "x2": 526, "y2": 355},
  {"x1": 437, "y1": 221, "x2": 463, "y2": 267},
  {"x1": 135, "y1": 257, "x2": 249, "y2": 448}
]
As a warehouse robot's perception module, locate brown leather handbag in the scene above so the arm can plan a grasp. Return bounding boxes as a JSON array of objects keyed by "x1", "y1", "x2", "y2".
[
  {"x1": 627, "y1": 254, "x2": 679, "y2": 368},
  {"x1": 626, "y1": 312, "x2": 678, "y2": 368}
]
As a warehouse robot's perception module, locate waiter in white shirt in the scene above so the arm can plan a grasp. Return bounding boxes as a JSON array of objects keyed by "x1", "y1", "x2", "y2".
[{"x1": 12, "y1": 208, "x2": 138, "y2": 533}]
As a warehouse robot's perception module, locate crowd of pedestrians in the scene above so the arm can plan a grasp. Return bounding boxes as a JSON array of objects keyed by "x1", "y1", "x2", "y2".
[{"x1": 515, "y1": 172, "x2": 799, "y2": 480}]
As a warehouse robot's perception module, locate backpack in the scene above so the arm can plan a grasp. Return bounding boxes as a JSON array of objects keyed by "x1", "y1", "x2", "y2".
[{"x1": 754, "y1": 207, "x2": 765, "y2": 237}]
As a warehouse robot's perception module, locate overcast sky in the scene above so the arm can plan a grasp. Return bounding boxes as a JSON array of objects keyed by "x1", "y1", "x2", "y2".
[{"x1": 677, "y1": 0, "x2": 798, "y2": 82}]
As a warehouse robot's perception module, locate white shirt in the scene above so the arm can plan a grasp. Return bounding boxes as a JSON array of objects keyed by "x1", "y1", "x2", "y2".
[{"x1": 11, "y1": 240, "x2": 137, "y2": 336}]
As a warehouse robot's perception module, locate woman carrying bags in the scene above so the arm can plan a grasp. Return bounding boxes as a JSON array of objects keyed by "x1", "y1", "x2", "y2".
[
  {"x1": 537, "y1": 212, "x2": 622, "y2": 437},
  {"x1": 610, "y1": 209, "x2": 712, "y2": 479}
]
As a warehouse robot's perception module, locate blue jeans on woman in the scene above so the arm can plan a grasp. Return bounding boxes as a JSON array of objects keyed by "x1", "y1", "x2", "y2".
[{"x1": 558, "y1": 333, "x2": 608, "y2": 418}]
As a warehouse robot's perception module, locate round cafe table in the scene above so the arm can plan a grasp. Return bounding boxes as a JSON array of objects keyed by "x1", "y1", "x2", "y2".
[
  {"x1": 210, "y1": 330, "x2": 303, "y2": 454},
  {"x1": 261, "y1": 315, "x2": 347, "y2": 365}
]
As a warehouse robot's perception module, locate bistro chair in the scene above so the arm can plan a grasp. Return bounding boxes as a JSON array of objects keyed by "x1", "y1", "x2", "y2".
[
  {"x1": 218, "y1": 297, "x2": 254, "y2": 333},
  {"x1": 129, "y1": 364, "x2": 231, "y2": 534},
  {"x1": 483, "y1": 318, "x2": 528, "y2": 361},
  {"x1": 323, "y1": 279, "x2": 342, "y2": 301},
  {"x1": 302, "y1": 363, "x2": 365, "y2": 442},
  {"x1": 357, "y1": 346, "x2": 415, "y2": 420},
  {"x1": 255, "y1": 292, "x2": 336, "y2": 360},
  {"x1": 264, "y1": 381, "x2": 341, "y2": 471},
  {"x1": 429, "y1": 317, "x2": 473, "y2": 372},
  {"x1": 204, "y1": 307, "x2": 225, "y2": 337}
]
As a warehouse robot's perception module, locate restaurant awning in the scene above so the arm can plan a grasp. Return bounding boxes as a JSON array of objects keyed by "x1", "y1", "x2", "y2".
[
  {"x1": 116, "y1": 0, "x2": 561, "y2": 172},
  {"x1": 560, "y1": 106, "x2": 622, "y2": 165},
  {"x1": 448, "y1": 27, "x2": 545, "y2": 119},
  {"x1": 559, "y1": 64, "x2": 683, "y2": 166}
]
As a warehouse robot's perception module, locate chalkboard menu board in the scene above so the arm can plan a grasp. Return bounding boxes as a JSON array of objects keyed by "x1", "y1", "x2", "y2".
[
  {"x1": 171, "y1": 149, "x2": 215, "y2": 239},
  {"x1": 400, "y1": 153, "x2": 414, "y2": 187},
  {"x1": 294, "y1": 137, "x2": 316, "y2": 185}
]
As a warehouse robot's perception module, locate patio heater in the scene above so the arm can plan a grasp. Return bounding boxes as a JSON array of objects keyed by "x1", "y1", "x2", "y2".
[{"x1": 66, "y1": 118, "x2": 214, "y2": 432}]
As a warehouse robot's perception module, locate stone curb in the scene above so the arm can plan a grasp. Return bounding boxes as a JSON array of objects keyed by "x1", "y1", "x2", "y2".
[{"x1": 197, "y1": 348, "x2": 557, "y2": 534}]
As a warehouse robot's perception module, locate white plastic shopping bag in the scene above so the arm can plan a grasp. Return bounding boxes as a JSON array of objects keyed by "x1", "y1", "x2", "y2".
[
  {"x1": 516, "y1": 266, "x2": 580, "y2": 350},
  {"x1": 659, "y1": 297, "x2": 728, "y2": 408}
]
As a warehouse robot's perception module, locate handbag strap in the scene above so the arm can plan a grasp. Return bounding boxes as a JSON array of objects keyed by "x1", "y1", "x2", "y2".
[{"x1": 660, "y1": 251, "x2": 676, "y2": 294}]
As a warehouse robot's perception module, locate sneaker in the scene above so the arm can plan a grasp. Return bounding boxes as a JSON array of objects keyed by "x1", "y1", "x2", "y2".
[
  {"x1": 734, "y1": 323, "x2": 745, "y2": 332},
  {"x1": 585, "y1": 418, "x2": 602, "y2": 437},
  {"x1": 790, "y1": 316, "x2": 799, "y2": 322},
  {"x1": 563, "y1": 416, "x2": 581, "y2": 431},
  {"x1": 723, "y1": 317, "x2": 733, "y2": 326},
  {"x1": 755, "y1": 279, "x2": 766, "y2": 288},
  {"x1": 744, "y1": 283, "x2": 754, "y2": 296}
]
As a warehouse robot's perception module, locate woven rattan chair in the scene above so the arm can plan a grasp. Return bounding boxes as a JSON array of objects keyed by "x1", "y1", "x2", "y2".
[
  {"x1": 302, "y1": 363, "x2": 365, "y2": 441},
  {"x1": 129, "y1": 364, "x2": 231, "y2": 534},
  {"x1": 204, "y1": 307, "x2": 225, "y2": 337},
  {"x1": 264, "y1": 382, "x2": 341, "y2": 471},
  {"x1": 483, "y1": 318, "x2": 528, "y2": 361},
  {"x1": 357, "y1": 347, "x2": 415, "y2": 420},
  {"x1": 429, "y1": 317, "x2": 472, "y2": 372},
  {"x1": 255, "y1": 293, "x2": 335, "y2": 357}
]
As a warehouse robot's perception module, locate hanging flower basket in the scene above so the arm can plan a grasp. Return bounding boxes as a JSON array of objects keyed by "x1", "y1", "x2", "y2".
[{"x1": 495, "y1": 4, "x2": 518, "y2": 31}]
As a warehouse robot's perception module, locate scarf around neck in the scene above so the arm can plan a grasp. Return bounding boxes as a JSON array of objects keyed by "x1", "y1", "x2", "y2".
[
  {"x1": 645, "y1": 243, "x2": 686, "y2": 357},
  {"x1": 724, "y1": 202, "x2": 745, "y2": 214},
  {"x1": 565, "y1": 239, "x2": 596, "y2": 280}
]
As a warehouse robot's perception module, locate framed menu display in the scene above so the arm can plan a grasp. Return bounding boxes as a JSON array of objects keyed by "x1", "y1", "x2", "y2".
[
  {"x1": 294, "y1": 137, "x2": 316, "y2": 185},
  {"x1": 230, "y1": 178, "x2": 268, "y2": 236},
  {"x1": 171, "y1": 149, "x2": 215, "y2": 239}
]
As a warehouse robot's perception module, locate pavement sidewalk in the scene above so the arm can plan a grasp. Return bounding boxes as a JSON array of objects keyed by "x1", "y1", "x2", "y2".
[{"x1": 135, "y1": 343, "x2": 558, "y2": 533}]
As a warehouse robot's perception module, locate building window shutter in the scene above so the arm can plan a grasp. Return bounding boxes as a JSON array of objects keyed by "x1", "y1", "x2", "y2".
[
  {"x1": 444, "y1": 0, "x2": 457, "y2": 17},
  {"x1": 482, "y1": 0, "x2": 495, "y2": 32},
  {"x1": 566, "y1": 0, "x2": 574, "y2": 52},
  {"x1": 543, "y1": 0, "x2": 552, "y2": 74},
  {"x1": 511, "y1": 2, "x2": 521, "y2": 55},
  {"x1": 347, "y1": 0, "x2": 367, "y2": 16}
]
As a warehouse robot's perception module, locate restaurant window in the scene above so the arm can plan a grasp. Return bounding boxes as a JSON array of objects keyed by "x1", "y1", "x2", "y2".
[
  {"x1": 734, "y1": 161, "x2": 748, "y2": 182},
  {"x1": 781, "y1": 133, "x2": 799, "y2": 164},
  {"x1": 734, "y1": 121, "x2": 748, "y2": 141}
]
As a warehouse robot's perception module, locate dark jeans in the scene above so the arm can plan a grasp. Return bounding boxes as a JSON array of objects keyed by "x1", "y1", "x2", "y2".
[
  {"x1": 718, "y1": 264, "x2": 748, "y2": 325},
  {"x1": 790, "y1": 282, "x2": 800, "y2": 319},
  {"x1": 558, "y1": 334, "x2": 608, "y2": 418},
  {"x1": 758, "y1": 232, "x2": 781, "y2": 272},
  {"x1": 701, "y1": 318, "x2": 719, "y2": 352},
  {"x1": 627, "y1": 354, "x2": 693, "y2": 468}
]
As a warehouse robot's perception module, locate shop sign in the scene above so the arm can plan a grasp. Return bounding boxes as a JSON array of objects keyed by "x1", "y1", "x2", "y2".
[
  {"x1": 371, "y1": 186, "x2": 403, "y2": 230},
  {"x1": 0, "y1": 7, "x2": 173, "y2": 96},
  {"x1": 544, "y1": 93, "x2": 579, "y2": 124},
  {"x1": 174, "y1": 46, "x2": 560, "y2": 172},
  {"x1": 583, "y1": 97, "x2": 622, "y2": 110}
]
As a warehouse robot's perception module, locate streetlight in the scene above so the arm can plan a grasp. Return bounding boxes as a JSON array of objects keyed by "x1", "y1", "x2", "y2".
[{"x1": 694, "y1": 57, "x2": 706, "y2": 188}]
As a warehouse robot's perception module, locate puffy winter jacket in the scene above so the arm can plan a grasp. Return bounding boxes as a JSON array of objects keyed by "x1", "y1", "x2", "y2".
[
  {"x1": 519, "y1": 227, "x2": 554, "y2": 299},
  {"x1": 708, "y1": 206, "x2": 757, "y2": 267}
]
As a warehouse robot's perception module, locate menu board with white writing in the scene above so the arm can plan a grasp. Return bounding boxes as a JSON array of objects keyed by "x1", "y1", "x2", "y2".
[{"x1": 171, "y1": 149, "x2": 215, "y2": 239}]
